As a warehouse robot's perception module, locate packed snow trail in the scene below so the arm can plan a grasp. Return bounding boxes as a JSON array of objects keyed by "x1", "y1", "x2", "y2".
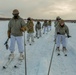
[{"x1": 0, "y1": 21, "x2": 76, "y2": 75}]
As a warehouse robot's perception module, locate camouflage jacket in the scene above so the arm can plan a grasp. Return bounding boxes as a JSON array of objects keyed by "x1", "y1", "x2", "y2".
[
  {"x1": 35, "y1": 23, "x2": 41, "y2": 31},
  {"x1": 48, "y1": 21, "x2": 51, "y2": 26},
  {"x1": 55, "y1": 24, "x2": 69, "y2": 35},
  {"x1": 8, "y1": 16, "x2": 26, "y2": 36},
  {"x1": 26, "y1": 21, "x2": 34, "y2": 33}
]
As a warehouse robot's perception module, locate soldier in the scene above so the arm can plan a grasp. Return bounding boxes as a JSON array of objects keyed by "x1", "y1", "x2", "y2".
[
  {"x1": 26, "y1": 17, "x2": 34, "y2": 44},
  {"x1": 55, "y1": 20, "x2": 71, "y2": 56},
  {"x1": 48, "y1": 20, "x2": 52, "y2": 31},
  {"x1": 54, "y1": 16, "x2": 61, "y2": 27},
  {"x1": 42, "y1": 20, "x2": 48, "y2": 34},
  {"x1": 7, "y1": 9, "x2": 27, "y2": 60},
  {"x1": 54, "y1": 16, "x2": 61, "y2": 43},
  {"x1": 35, "y1": 21, "x2": 42, "y2": 38}
]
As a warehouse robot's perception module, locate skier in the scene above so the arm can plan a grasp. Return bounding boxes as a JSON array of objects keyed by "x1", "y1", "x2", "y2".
[
  {"x1": 7, "y1": 9, "x2": 27, "y2": 60},
  {"x1": 42, "y1": 20, "x2": 48, "y2": 34},
  {"x1": 48, "y1": 20, "x2": 52, "y2": 31},
  {"x1": 35, "y1": 21, "x2": 42, "y2": 38},
  {"x1": 54, "y1": 16, "x2": 61, "y2": 27},
  {"x1": 55, "y1": 19, "x2": 71, "y2": 56},
  {"x1": 54, "y1": 16, "x2": 61, "y2": 43},
  {"x1": 26, "y1": 17, "x2": 34, "y2": 44}
]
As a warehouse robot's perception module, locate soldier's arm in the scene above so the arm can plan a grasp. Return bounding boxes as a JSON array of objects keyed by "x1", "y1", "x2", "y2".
[
  {"x1": 65, "y1": 25, "x2": 69, "y2": 36},
  {"x1": 20, "y1": 19, "x2": 27, "y2": 31},
  {"x1": 7, "y1": 21, "x2": 11, "y2": 38}
]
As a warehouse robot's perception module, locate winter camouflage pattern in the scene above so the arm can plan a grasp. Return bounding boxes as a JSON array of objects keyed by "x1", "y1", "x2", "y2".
[
  {"x1": 26, "y1": 20, "x2": 34, "y2": 33},
  {"x1": 35, "y1": 22, "x2": 41, "y2": 31},
  {"x1": 48, "y1": 21, "x2": 51, "y2": 26},
  {"x1": 55, "y1": 24, "x2": 69, "y2": 35},
  {"x1": 8, "y1": 16, "x2": 26, "y2": 36},
  {"x1": 42, "y1": 21, "x2": 48, "y2": 27}
]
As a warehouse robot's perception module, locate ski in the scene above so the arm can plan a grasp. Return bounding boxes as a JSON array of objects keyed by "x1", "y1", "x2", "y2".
[
  {"x1": 64, "y1": 54, "x2": 67, "y2": 56},
  {"x1": 29, "y1": 41, "x2": 34, "y2": 46},
  {"x1": 63, "y1": 51, "x2": 67, "y2": 56},
  {"x1": 14, "y1": 59, "x2": 23, "y2": 68},
  {"x1": 27, "y1": 41, "x2": 32, "y2": 46},
  {"x1": 57, "y1": 53, "x2": 60, "y2": 56},
  {"x1": 29, "y1": 43, "x2": 32, "y2": 45},
  {"x1": 3, "y1": 58, "x2": 14, "y2": 69}
]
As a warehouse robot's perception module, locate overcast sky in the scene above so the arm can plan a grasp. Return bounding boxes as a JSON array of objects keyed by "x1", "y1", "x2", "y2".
[{"x1": 0, "y1": 0, "x2": 76, "y2": 20}]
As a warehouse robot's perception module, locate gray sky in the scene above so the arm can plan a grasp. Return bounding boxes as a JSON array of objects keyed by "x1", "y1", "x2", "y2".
[{"x1": 0, "y1": 0, "x2": 76, "y2": 20}]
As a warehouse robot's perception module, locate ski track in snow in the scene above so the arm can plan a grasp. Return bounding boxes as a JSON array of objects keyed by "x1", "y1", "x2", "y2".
[{"x1": 0, "y1": 21, "x2": 76, "y2": 75}]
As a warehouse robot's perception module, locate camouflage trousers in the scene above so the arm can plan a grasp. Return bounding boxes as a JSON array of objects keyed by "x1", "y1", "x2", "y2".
[
  {"x1": 36, "y1": 29, "x2": 41, "y2": 38},
  {"x1": 56, "y1": 35, "x2": 67, "y2": 48}
]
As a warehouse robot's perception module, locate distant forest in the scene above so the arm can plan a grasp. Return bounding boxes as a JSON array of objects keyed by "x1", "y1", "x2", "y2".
[{"x1": 0, "y1": 17, "x2": 76, "y2": 23}]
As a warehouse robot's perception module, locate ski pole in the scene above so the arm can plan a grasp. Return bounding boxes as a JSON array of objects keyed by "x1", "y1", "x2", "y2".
[
  {"x1": 4, "y1": 38, "x2": 9, "y2": 50},
  {"x1": 47, "y1": 42, "x2": 55, "y2": 75},
  {"x1": 24, "y1": 32, "x2": 27, "y2": 75},
  {"x1": 4, "y1": 38, "x2": 9, "y2": 45}
]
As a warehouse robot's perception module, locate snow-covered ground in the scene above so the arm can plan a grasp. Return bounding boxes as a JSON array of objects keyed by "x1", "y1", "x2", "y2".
[{"x1": 0, "y1": 21, "x2": 76, "y2": 75}]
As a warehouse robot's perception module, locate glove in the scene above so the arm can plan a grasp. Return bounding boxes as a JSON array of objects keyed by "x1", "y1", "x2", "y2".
[
  {"x1": 20, "y1": 26, "x2": 27, "y2": 32},
  {"x1": 67, "y1": 35, "x2": 71, "y2": 38},
  {"x1": 57, "y1": 32, "x2": 60, "y2": 34}
]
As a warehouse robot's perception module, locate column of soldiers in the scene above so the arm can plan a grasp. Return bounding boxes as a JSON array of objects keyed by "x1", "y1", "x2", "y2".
[
  {"x1": 54, "y1": 16, "x2": 71, "y2": 56},
  {"x1": 7, "y1": 9, "x2": 71, "y2": 60}
]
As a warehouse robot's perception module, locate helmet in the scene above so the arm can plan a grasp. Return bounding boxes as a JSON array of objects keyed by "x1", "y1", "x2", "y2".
[
  {"x1": 12, "y1": 9, "x2": 19, "y2": 15},
  {"x1": 27, "y1": 17, "x2": 31, "y2": 20},
  {"x1": 56, "y1": 16, "x2": 61, "y2": 20}
]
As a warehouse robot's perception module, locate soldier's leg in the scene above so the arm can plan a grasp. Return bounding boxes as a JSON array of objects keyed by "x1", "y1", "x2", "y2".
[
  {"x1": 16, "y1": 36, "x2": 24, "y2": 59},
  {"x1": 43, "y1": 27, "x2": 46, "y2": 34},
  {"x1": 62, "y1": 35, "x2": 67, "y2": 53},
  {"x1": 9, "y1": 35, "x2": 16, "y2": 59},
  {"x1": 9, "y1": 35, "x2": 16, "y2": 53},
  {"x1": 49, "y1": 26, "x2": 51, "y2": 31},
  {"x1": 56, "y1": 35, "x2": 61, "y2": 55},
  {"x1": 16, "y1": 36, "x2": 24, "y2": 53},
  {"x1": 36, "y1": 29, "x2": 39, "y2": 38},
  {"x1": 56, "y1": 35, "x2": 61, "y2": 50},
  {"x1": 31, "y1": 33, "x2": 34, "y2": 42},
  {"x1": 39, "y1": 29, "x2": 41, "y2": 37},
  {"x1": 27, "y1": 33, "x2": 30, "y2": 42}
]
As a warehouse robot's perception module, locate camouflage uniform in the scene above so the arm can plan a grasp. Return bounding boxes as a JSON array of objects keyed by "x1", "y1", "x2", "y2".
[
  {"x1": 26, "y1": 19, "x2": 34, "y2": 42},
  {"x1": 42, "y1": 20, "x2": 48, "y2": 34},
  {"x1": 48, "y1": 20, "x2": 52, "y2": 31},
  {"x1": 55, "y1": 20, "x2": 70, "y2": 55},
  {"x1": 8, "y1": 16, "x2": 26, "y2": 53},
  {"x1": 35, "y1": 21, "x2": 41, "y2": 38},
  {"x1": 8, "y1": 9, "x2": 27, "y2": 60},
  {"x1": 54, "y1": 17, "x2": 61, "y2": 42}
]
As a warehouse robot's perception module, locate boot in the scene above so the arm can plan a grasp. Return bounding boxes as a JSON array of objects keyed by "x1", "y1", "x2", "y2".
[
  {"x1": 56, "y1": 47, "x2": 60, "y2": 56},
  {"x1": 63, "y1": 47, "x2": 67, "y2": 56},
  {"x1": 27, "y1": 40, "x2": 29, "y2": 42},
  {"x1": 19, "y1": 53, "x2": 24, "y2": 60},
  {"x1": 37, "y1": 37, "x2": 39, "y2": 39},
  {"x1": 8, "y1": 53, "x2": 14, "y2": 59},
  {"x1": 56, "y1": 47, "x2": 60, "y2": 51},
  {"x1": 63, "y1": 47, "x2": 67, "y2": 52}
]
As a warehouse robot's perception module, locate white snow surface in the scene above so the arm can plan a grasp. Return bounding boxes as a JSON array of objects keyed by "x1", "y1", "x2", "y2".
[{"x1": 0, "y1": 21, "x2": 76, "y2": 75}]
